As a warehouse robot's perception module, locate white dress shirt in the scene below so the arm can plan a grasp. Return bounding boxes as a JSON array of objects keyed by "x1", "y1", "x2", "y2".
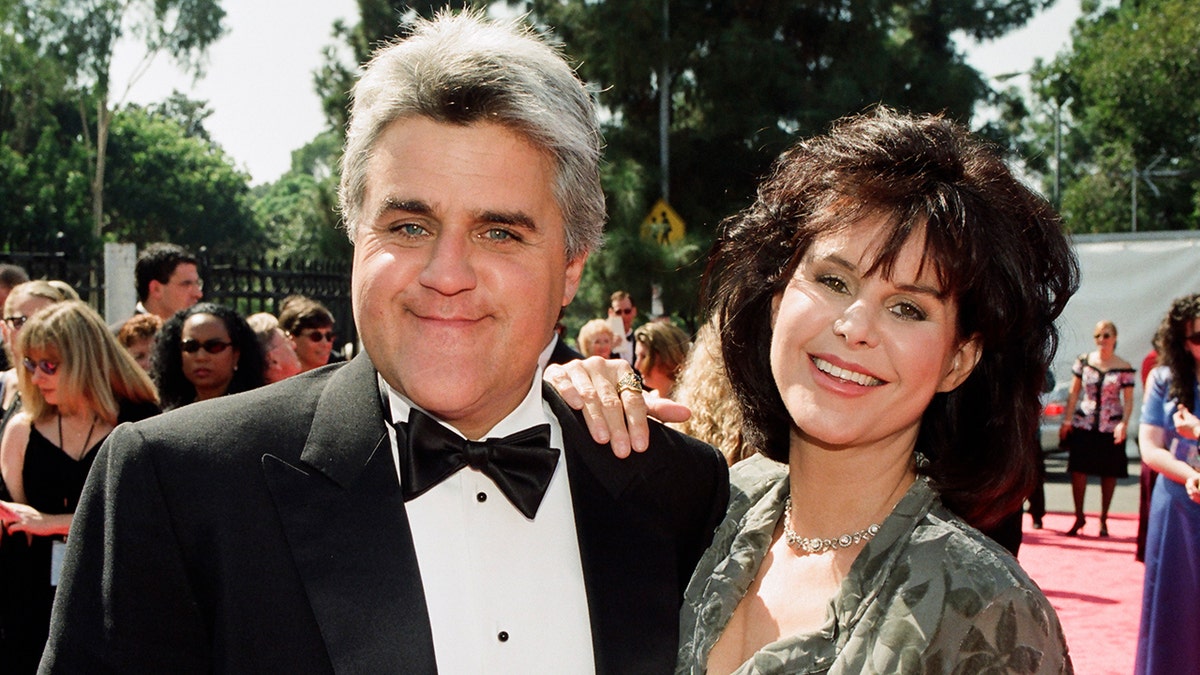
[{"x1": 382, "y1": 372, "x2": 595, "y2": 674}]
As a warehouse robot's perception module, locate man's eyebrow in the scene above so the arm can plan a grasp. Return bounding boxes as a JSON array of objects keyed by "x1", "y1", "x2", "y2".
[
  {"x1": 372, "y1": 199, "x2": 538, "y2": 232},
  {"x1": 478, "y1": 210, "x2": 537, "y2": 231},
  {"x1": 374, "y1": 197, "x2": 432, "y2": 221}
]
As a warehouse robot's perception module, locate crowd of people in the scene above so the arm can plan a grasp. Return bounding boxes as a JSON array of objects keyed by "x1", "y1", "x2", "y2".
[
  {"x1": 1, "y1": 8, "x2": 1196, "y2": 674},
  {"x1": 0, "y1": 250, "x2": 344, "y2": 671}
]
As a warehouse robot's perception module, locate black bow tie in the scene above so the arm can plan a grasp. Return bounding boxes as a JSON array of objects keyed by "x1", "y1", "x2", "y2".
[{"x1": 395, "y1": 408, "x2": 559, "y2": 519}]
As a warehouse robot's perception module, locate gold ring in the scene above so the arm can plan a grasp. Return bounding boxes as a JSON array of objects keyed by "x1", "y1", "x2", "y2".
[{"x1": 616, "y1": 371, "x2": 644, "y2": 395}]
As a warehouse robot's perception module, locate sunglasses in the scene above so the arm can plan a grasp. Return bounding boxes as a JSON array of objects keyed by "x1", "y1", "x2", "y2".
[
  {"x1": 181, "y1": 338, "x2": 234, "y2": 354},
  {"x1": 297, "y1": 330, "x2": 336, "y2": 343},
  {"x1": 1094, "y1": 332, "x2": 1113, "y2": 339},
  {"x1": 22, "y1": 357, "x2": 59, "y2": 376},
  {"x1": 3, "y1": 316, "x2": 28, "y2": 330},
  {"x1": 612, "y1": 308, "x2": 634, "y2": 316},
  {"x1": 1187, "y1": 334, "x2": 1200, "y2": 347}
]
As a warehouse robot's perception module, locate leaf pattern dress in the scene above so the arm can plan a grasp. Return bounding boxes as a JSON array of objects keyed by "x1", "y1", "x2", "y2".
[{"x1": 677, "y1": 454, "x2": 1072, "y2": 674}]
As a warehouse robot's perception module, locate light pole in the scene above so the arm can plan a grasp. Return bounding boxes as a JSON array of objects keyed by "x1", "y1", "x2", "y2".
[{"x1": 994, "y1": 70, "x2": 1069, "y2": 209}]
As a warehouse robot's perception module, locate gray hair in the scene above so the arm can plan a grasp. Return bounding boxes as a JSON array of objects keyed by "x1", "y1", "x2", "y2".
[{"x1": 339, "y1": 11, "x2": 606, "y2": 260}]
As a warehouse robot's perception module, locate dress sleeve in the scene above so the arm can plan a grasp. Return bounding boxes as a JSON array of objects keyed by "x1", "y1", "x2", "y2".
[
  {"x1": 1119, "y1": 369, "x2": 1136, "y2": 389},
  {"x1": 926, "y1": 581, "x2": 1070, "y2": 667},
  {"x1": 1071, "y1": 355, "x2": 1085, "y2": 379},
  {"x1": 1141, "y1": 367, "x2": 1171, "y2": 428}
]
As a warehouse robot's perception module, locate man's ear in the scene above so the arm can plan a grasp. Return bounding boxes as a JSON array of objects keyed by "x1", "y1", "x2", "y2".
[
  {"x1": 147, "y1": 279, "x2": 164, "y2": 300},
  {"x1": 562, "y1": 253, "x2": 588, "y2": 307},
  {"x1": 937, "y1": 333, "x2": 982, "y2": 393}
]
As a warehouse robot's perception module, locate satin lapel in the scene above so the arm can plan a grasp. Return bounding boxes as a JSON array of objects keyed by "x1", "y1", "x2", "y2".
[
  {"x1": 545, "y1": 386, "x2": 679, "y2": 675},
  {"x1": 263, "y1": 354, "x2": 436, "y2": 674}
]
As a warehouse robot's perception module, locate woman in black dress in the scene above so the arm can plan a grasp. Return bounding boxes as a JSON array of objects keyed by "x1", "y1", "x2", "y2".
[{"x1": 0, "y1": 301, "x2": 158, "y2": 673}]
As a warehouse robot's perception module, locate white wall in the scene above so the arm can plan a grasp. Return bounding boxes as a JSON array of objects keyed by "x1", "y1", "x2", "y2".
[{"x1": 1053, "y1": 231, "x2": 1200, "y2": 430}]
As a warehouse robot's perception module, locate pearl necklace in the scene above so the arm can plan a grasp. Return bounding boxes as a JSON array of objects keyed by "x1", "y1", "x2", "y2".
[{"x1": 783, "y1": 495, "x2": 881, "y2": 555}]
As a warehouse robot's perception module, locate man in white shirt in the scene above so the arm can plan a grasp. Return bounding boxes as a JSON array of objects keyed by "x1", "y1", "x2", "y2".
[{"x1": 43, "y1": 11, "x2": 728, "y2": 674}]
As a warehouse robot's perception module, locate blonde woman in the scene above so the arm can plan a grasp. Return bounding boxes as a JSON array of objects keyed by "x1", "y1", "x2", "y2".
[
  {"x1": 0, "y1": 301, "x2": 158, "y2": 670},
  {"x1": 1, "y1": 281, "x2": 78, "y2": 417},
  {"x1": 577, "y1": 318, "x2": 615, "y2": 358}
]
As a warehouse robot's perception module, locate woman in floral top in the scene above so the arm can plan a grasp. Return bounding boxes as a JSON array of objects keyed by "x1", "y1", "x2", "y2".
[
  {"x1": 1060, "y1": 320, "x2": 1135, "y2": 537},
  {"x1": 552, "y1": 107, "x2": 1075, "y2": 673}
]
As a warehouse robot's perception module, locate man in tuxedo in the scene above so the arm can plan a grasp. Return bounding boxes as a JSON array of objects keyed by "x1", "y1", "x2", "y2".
[
  {"x1": 608, "y1": 290, "x2": 638, "y2": 365},
  {"x1": 42, "y1": 11, "x2": 727, "y2": 674}
]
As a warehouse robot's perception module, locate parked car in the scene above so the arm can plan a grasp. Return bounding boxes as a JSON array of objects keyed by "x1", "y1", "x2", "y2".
[{"x1": 1040, "y1": 382, "x2": 1071, "y2": 453}]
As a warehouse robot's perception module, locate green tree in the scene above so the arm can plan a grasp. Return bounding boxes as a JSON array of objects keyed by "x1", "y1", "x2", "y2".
[
  {"x1": 512, "y1": 0, "x2": 1054, "y2": 321},
  {"x1": 252, "y1": 130, "x2": 351, "y2": 262},
  {"x1": 1027, "y1": 0, "x2": 1200, "y2": 232},
  {"x1": 102, "y1": 104, "x2": 264, "y2": 255},
  {"x1": 39, "y1": 0, "x2": 228, "y2": 240}
]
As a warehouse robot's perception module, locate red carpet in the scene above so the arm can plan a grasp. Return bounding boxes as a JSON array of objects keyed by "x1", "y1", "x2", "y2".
[{"x1": 1018, "y1": 511, "x2": 1142, "y2": 675}]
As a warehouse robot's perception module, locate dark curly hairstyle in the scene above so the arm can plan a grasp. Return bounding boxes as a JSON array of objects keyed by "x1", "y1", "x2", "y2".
[
  {"x1": 1156, "y1": 293, "x2": 1200, "y2": 412},
  {"x1": 705, "y1": 106, "x2": 1079, "y2": 529},
  {"x1": 152, "y1": 303, "x2": 264, "y2": 411}
]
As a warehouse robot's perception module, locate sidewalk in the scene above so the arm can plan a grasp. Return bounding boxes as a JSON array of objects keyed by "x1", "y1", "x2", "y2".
[{"x1": 1040, "y1": 454, "x2": 1142, "y2": 516}]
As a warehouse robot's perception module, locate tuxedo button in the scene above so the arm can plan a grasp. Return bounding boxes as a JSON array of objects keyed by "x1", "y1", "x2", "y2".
[
  {"x1": 497, "y1": 631, "x2": 509, "y2": 642},
  {"x1": 476, "y1": 492, "x2": 487, "y2": 502}
]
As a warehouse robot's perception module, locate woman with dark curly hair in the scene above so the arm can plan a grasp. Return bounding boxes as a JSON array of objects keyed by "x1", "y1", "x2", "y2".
[
  {"x1": 1135, "y1": 293, "x2": 1200, "y2": 674},
  {"x1": 152, "y1": 303, "x2": 264, "y2": 411},
  {"x1": 550, "y1": 107, "x2": 1077, "y2": 672}
]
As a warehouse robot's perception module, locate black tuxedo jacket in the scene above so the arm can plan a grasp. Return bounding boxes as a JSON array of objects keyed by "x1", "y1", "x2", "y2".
[
  {"x1": 548, "y1": 334, "x2": 585, "y2": 366},
  {"x1": 41, "y1": 354, "x2": 728, "y2": 674}
]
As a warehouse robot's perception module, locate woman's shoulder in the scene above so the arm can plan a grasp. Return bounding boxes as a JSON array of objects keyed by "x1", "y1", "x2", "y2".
[
  {"x1": 728, "y1": 453, "x2": 788, "y2": 501},
  {"x1": 899, "y1": 504, "x2": 1069, "y2": 669}
]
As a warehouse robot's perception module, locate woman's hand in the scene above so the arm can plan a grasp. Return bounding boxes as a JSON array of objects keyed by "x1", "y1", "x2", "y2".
[
  {"x1": 0, "y1": 500, "x2": 68, "y2": 537},
  {"x1": 544, "y1": 357, "x2": 691, "y2": 458},
  {"x1": 1059, "y1": 421, "x2": 1072, "y2": 441},
  {"x1": 1114, "y1": 421, "x2": 1128, "y2": 444},
  {"x1": 1173, "y1": 405, "x2": 1200, "y2": 441},
  {"x1": 1186, "y1": 474, "x2": 1200, "y2": 503}
]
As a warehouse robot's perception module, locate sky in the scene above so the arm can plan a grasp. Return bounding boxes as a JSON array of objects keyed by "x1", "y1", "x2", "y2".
[{"x1": 111, "y1": 1, "x2": 1084, "y2": 186}]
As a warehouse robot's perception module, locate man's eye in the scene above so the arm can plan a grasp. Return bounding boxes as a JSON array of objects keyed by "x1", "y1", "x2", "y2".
[
  {"x1": 391, "y1": 223, "x2": 427, "y2": 236},
  {"x1": 484, "y1": 228, "x2": 520, "y2": 242}
]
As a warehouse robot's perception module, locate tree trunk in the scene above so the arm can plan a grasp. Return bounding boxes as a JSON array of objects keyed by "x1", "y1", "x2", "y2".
[{"x1": 92, "y1": 99, "x2": 111, "y2": 240}]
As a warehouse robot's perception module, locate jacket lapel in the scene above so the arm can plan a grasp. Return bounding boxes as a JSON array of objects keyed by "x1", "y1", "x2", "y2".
[
  {"x1": 545, "y1": 386, "x2": 682, "y2": 674},
  {"x1": 263, "y1": 354, "x2": 436, "y2": 674}
]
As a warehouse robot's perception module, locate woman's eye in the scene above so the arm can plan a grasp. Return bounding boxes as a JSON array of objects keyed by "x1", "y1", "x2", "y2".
[
  {"x1": 817, "y1": 274, "x2": 849, "y2": 294},
  {"x1": 891, "y1": 302, "x2": 927, "y2": 321}
]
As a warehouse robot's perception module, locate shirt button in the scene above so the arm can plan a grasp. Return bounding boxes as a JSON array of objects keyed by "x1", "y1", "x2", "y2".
[
  {"x1": 476, "y1": 492, "x2": 488, "y2": 503},
  {"x1": 498, "y1": 631, "x2": 509, "y2": 642}
]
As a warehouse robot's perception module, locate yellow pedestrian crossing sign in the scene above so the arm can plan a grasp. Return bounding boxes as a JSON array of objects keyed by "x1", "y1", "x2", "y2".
[{"x1": 640, "y1": 198, "x2": 686, "y2": 245}]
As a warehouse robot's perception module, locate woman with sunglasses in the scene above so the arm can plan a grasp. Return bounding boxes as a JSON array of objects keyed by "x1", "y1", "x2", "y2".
[
  {"x1": 1, "y1": 281, "x2": 79, "y2": 426},
  {"x1": 1059, "y1": 320, "x2": 1135, "y2": 537},
  {"x1": 152, "y1": 303, "x2": 264, "y2": 411},
  {"x1": 278, "y1": 294, "x2": 338, "y2": 373},
  {"x1": 1136, "y1": 294, "x2": 1200, "y2": 673},
  {"x1": 0, "y1": 300, "x2": 158, "y2": 672}
]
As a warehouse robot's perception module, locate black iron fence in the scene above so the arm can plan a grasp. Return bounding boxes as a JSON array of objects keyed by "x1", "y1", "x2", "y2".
[{"x1": 0, "y1": 248, "x2": 354, "y2": 347}]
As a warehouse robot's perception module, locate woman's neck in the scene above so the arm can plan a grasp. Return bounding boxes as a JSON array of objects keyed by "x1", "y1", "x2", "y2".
[
  {"x1": 785, "y1": 435, "x2": 918, "y2": 538},
  {"x1": 194, "y1": 385, "x2": 229, "y2": 402}
]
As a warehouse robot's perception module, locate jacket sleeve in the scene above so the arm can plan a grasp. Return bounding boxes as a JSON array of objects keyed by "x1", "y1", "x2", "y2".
[{"x1": 40, "y1": 423, "x2": 211, "y2": 674}]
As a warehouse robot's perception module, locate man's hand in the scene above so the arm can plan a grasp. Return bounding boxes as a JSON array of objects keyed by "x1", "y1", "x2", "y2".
[{"x1": 545, "y1": 357, "x2": 690, "y2": 458}]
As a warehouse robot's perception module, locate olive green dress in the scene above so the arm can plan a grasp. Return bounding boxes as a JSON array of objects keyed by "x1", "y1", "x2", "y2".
[{"x1": 677, "y1": 454, "x2": 1072, "y2": 674}]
